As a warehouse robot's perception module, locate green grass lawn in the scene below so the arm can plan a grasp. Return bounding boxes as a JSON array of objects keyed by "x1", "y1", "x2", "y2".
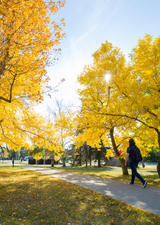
[
  {"x1": 0, "y1": 165, "x2": 160, "y2": 225},
  {"x1": 28, "y1": 164, "x2": 160, "y2": 189}
]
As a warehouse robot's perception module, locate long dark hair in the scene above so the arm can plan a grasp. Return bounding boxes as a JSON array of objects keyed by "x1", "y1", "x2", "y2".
[{"x1": 129, "y1": 138, "x2": 135, "y2": 147}]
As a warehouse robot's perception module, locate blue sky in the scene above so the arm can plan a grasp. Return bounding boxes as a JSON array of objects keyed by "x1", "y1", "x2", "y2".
[{"x1": 36, "y1": 0, "x2": 160, "y2": 115}]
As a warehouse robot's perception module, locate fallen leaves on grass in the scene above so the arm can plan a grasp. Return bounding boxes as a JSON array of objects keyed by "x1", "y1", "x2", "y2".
[{"x1": 0, "y1": 166, "x2": 159, "y2": 225}]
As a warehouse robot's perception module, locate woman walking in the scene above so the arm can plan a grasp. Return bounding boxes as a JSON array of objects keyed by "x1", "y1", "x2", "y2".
[{"x1": 125, "y1": 138, "x2": 147, "y2": 188}]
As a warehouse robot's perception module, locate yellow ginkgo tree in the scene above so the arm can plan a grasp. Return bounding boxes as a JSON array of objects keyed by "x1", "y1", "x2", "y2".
[
  {"x1": 0, "y1": 0, "x2": 65, "y2": 154},
  {"x1": 97, "y1": 35, "x2": 160, "y2": 176},
  {"x1": 77, "y1": 61, "x2": 132, "y2": 175},
  {"x1": 118, "y1": 35, "x2": 160, "y2": 176},
  {"x1": 77, "y1": 35, "x2": 160, "y2": 175},
  {"x1": 0, "y1": 0, "x2": 65, "y2": 104},
  {"x1": 55, "y1": 108, "x2": 76, "y2": 166}
]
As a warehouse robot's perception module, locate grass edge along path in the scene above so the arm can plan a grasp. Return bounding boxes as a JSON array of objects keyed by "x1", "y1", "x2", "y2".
[
  {"x1": 0, "y1": 165, "x2": 160, "y2": 225},
  {"x1": 22, "y1": 164, "x2": 160, "y2": 189}
]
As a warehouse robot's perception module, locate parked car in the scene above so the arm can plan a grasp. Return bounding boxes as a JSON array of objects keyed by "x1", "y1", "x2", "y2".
[{"x1": 24, "y1": 156, "x2": 33, "y2": 161}]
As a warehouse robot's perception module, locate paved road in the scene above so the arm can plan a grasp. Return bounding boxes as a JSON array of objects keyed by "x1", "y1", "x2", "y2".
[{"x1": 18, "y1": 165, "x2": 160, "y2": 216}]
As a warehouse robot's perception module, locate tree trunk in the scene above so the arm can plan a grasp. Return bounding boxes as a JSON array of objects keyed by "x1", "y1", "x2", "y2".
[
  {"x1": 110, "y1": 127, "x2": 128, "y2": 175},
  {"x1": 89, "y1": 147, "x2": 92, "y2": 166},
  {"x1": 51, "y1": 156, "x2": 54, "y2": 167},
  {"x1": 84, "y1": 142, "x2": 88, "y2": 167},
  {"x1": 156, "y1": 129, "x2": 160, "y2": 177},
  {"x1": 157, "y1": 154, "x2": 160, "y2": 177},
  {"x1": 97, "y1": 150, "x2": 101, "y2": 168},
  {"x1": 12, "y1": 157, "x2": 15, "y2": 167},
  {"x1": 89, "y1": 154, "x2": 92, "y2": 166},
  {"x1": 79, "y1": 151, "x2": 82, "y2": 166},
  {"x1": 62, "y1": 158, "x2": 66, "y2": 167},
  {"x1": 119, "y1": 158, "x2": 128, "y2": 175}
]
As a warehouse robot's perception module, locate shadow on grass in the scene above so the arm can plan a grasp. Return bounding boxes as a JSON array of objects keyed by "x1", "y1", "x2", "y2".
[
  {"x1": 145, "y1": 170, "x2": 157, "y2": 174},
  {"x1": 52, "y1": 165, "x2": 115, "y2": 172}
]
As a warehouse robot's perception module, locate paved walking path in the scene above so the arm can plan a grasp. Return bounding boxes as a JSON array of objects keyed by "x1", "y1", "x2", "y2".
[{"x1": 18, "y1": 165, "x2": 160, "y2": 216}]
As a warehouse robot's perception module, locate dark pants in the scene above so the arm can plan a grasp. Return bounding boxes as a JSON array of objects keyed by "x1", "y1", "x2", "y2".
[{"x1": 130, "y1": 162, "x2": 145, "y2": 184}]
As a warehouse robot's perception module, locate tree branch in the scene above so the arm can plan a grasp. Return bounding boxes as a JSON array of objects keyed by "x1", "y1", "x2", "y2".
[
  {"x1": 0, "y1": 73, "x2": 17, "y2": 103},
  {"x1": 0, "y1": 123, "x2": 17, "y2": 145},
  {"x1": 144, "y1": 107, "x2": 158, "y2": 119},
  {"x1": 99, "y1": 112, "x2": 156, "y2": 130}
]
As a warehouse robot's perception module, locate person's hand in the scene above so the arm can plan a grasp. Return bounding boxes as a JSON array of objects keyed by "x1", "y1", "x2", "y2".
[
  {"x1": 142, "y1": 161, "x2": 145, "y2": 168},
  {"x1": 125, "y1": 161, "x2": 127, "y2": 167}
]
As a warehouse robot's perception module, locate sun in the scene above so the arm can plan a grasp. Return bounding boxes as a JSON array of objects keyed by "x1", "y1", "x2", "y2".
[{"x1": 104, "y1": 73, "x2": 111, "y2": 83}]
